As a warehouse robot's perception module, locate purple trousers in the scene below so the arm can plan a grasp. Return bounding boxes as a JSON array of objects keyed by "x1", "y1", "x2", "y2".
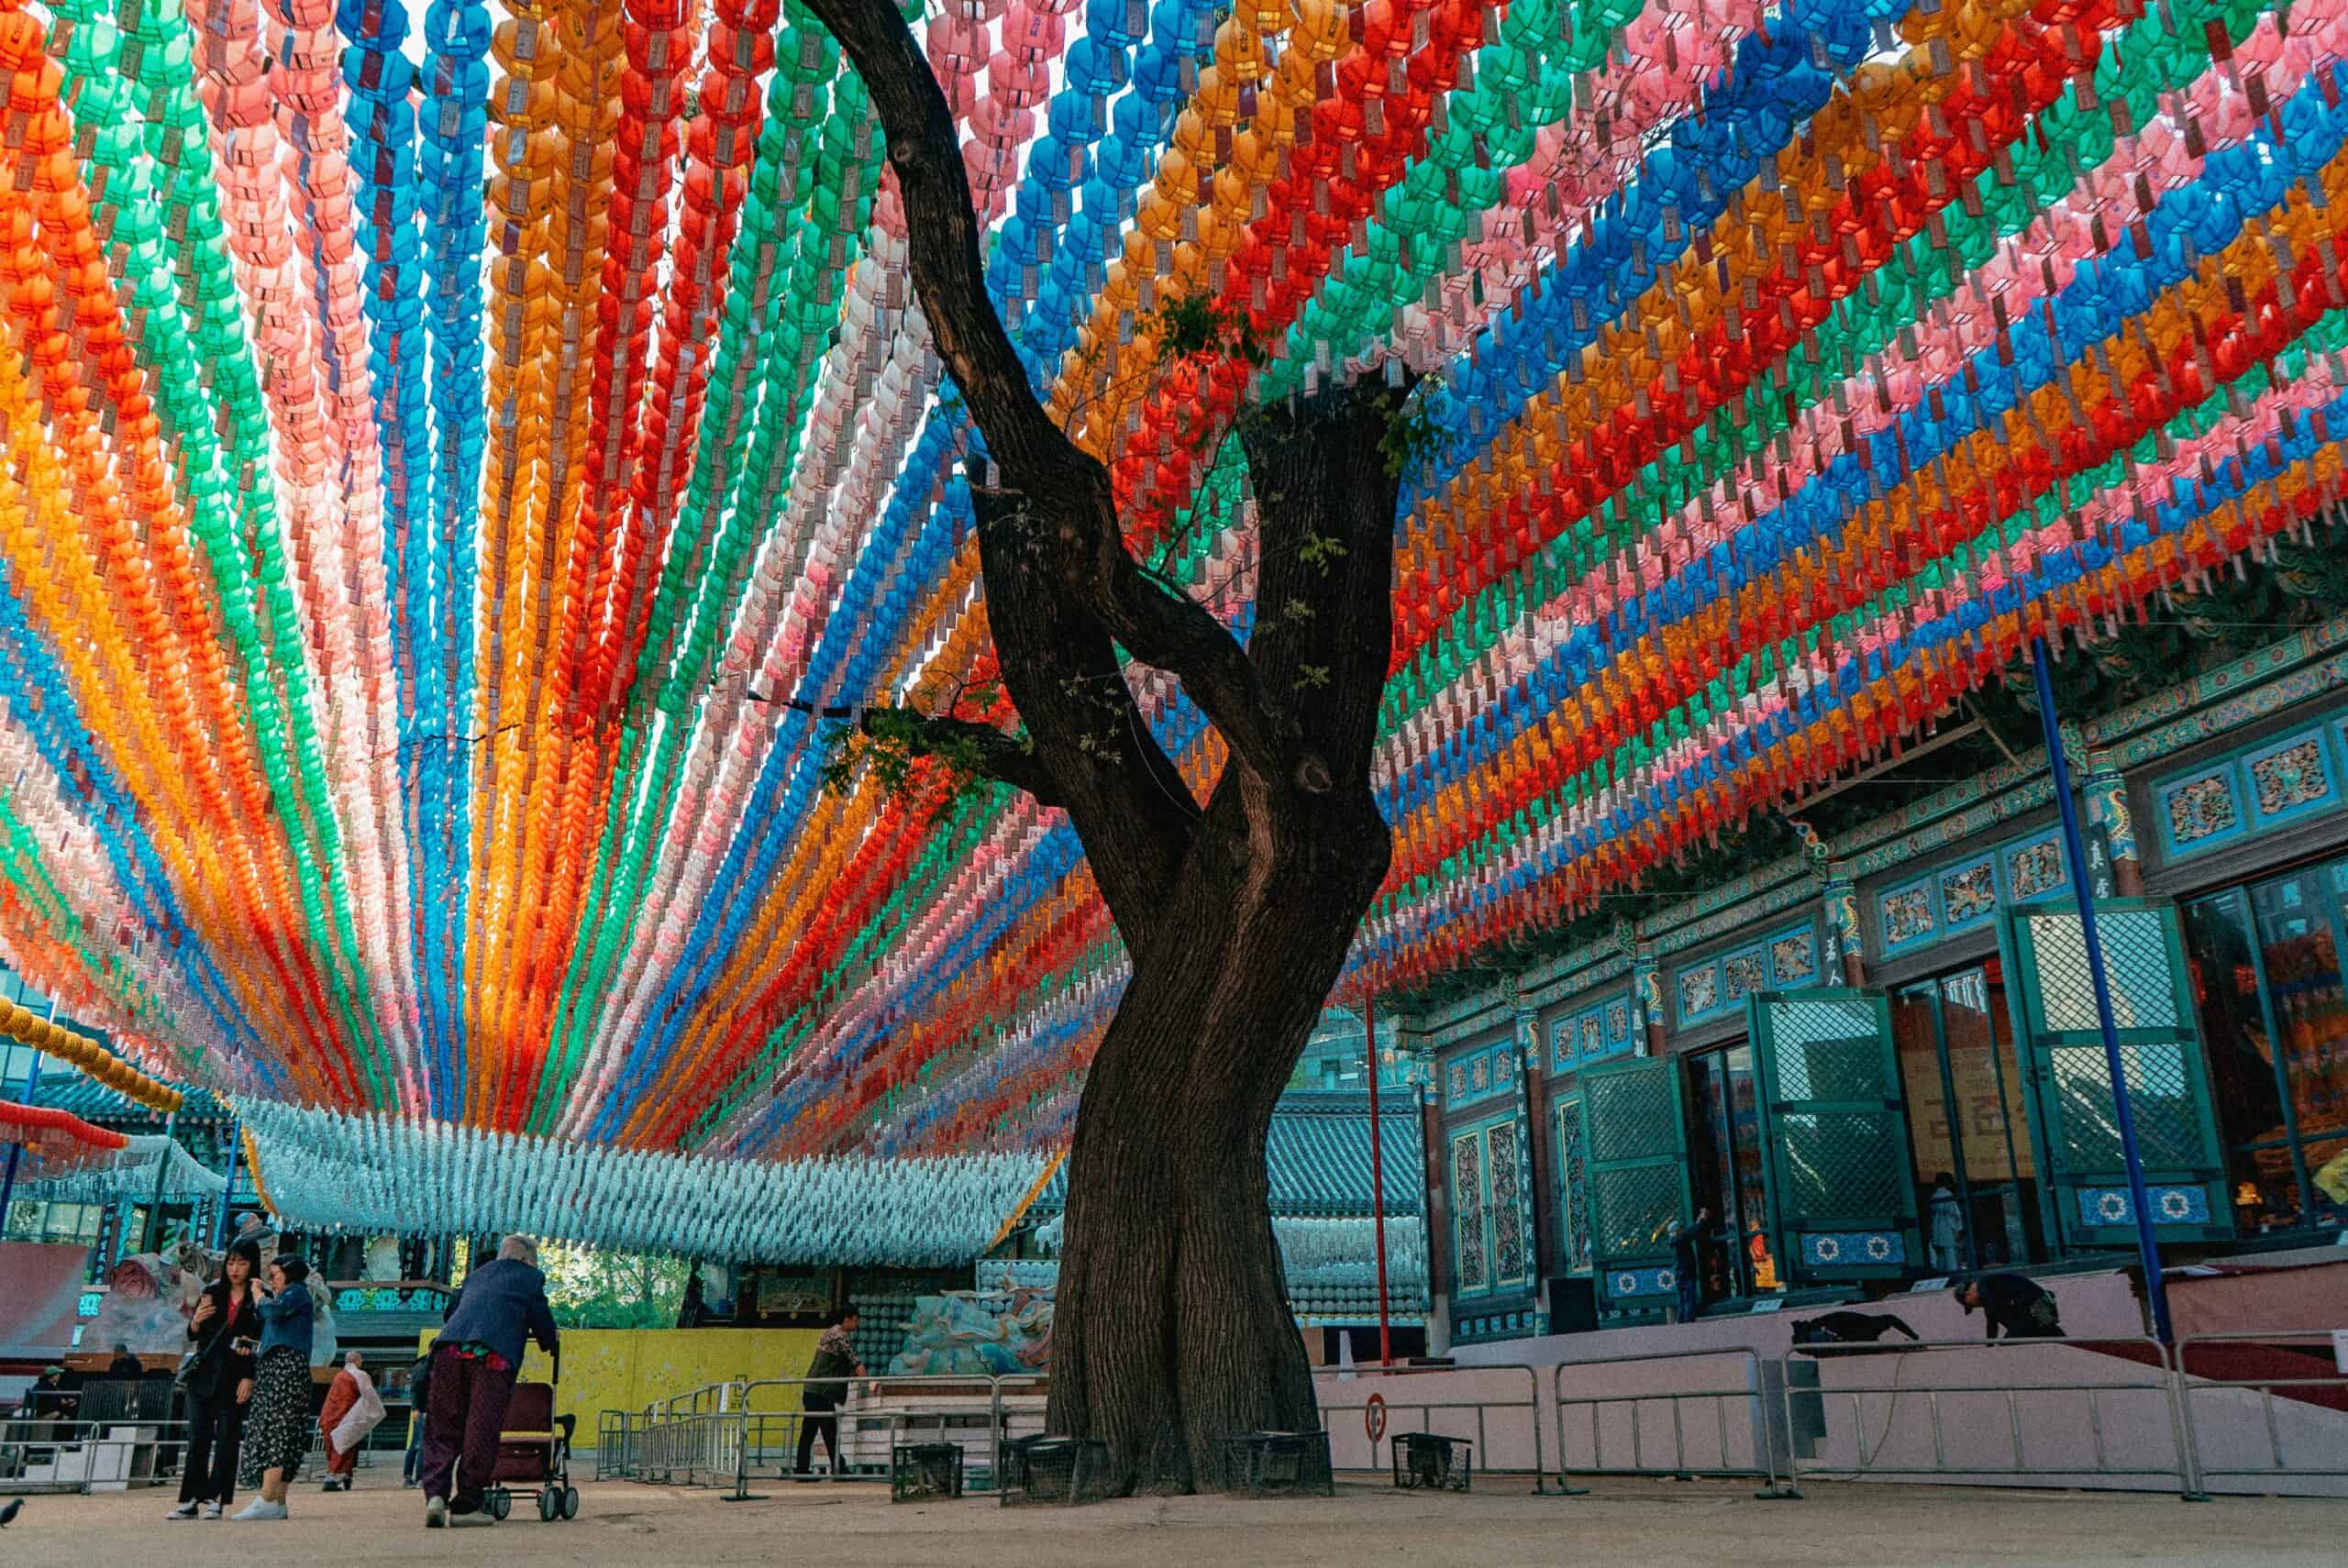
[{"x1": 419, "y1": 1346, "x2": 517, "y2": 1514}]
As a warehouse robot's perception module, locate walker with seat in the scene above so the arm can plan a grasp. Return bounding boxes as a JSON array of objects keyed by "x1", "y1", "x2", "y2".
[{"x1": 479, "y1": 1355, "x2": 578, "y2": 1522}]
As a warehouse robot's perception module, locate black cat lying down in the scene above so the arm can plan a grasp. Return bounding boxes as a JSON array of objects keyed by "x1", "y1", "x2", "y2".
[{"x1": 1790, "y1": 1309, "x2": 1922, "y2": 1351}]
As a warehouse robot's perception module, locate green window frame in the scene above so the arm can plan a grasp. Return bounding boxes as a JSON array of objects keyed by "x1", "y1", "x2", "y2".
[
  {"x1": 1578, "y1": 1057, "x2": 1693, "y2": 1316},
  {"x1": 1746, "y1": 988, "x2": 1922, "y2": 1282},
  {"x1": 1995, "y1": 899, "x2": 2234, "y2": 1248}
]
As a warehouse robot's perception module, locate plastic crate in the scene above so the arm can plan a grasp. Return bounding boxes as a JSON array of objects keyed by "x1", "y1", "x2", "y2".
[
  {"x1": 1219, "y1": 1430, "x2": 1335, "y2": 1498},
  {"x1": 891, "y1": 1441, "x2": 965, "y2": 1502},
  {"x1": 998, "y1": 1434, "x2": 1113, "y2": 1506},
  {"x1": 1391, "y1": 1432, "x2": 1472, "y2": 1492}
]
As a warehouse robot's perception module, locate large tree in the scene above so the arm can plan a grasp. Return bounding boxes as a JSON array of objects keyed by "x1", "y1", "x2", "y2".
[{"x1": 803, "y1": 0, "x2": 1407, "y2": 1494}]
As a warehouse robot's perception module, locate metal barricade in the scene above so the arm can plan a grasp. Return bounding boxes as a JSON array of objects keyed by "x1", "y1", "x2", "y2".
[
  {"x1": 590, "y1": 1320, "x2": 2348, "y2": 1507},
  {"x1": 1778, "y1": 1336, "x2": 2196, "y2": 1497},
  {"x1": 708, "y1": 1375, "x2": 1042, "y2": 1496},
  {"x1": 631, "y1": 1406, "x2": 735, "y2": 1485},
  {"x1": 1551, "y1": 1346, "x2": 1798, "y2": 1497},
  {"x1": 2173, "y1": 1328, "x2": 2348, "y2": 1496},
  {"x1": 983, "y1": 1375, "x2": 1047, "y2": 1492},
  {"x1": 595, "y1": 1410, "x2": 634, "y2": 1480},
  {"x1": 1313, "y1": 1362, "x2": 1548, "y2": 1490},
  {"x1": 0, "y1": 1416, "x2": 191, "y2": 1494}
]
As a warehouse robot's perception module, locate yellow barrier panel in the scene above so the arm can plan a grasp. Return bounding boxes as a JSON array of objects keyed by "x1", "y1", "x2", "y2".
[{"x1": 414, "y1": 1326, "x2": 825, "y2": 1437}]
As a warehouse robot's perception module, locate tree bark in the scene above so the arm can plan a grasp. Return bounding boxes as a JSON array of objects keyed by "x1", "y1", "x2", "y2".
[
  {"x1": 1043, "y1": 388, "x2": 1399, "y2": 1493},
  {"x1": 1047, "y1": 778, "x2": 1392, "y2": 1492},
  {"x1": 799, "y1": 0, "x2": 1403, "y2": 1495}
]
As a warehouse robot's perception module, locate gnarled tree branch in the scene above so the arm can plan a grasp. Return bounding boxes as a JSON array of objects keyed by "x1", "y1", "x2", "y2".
[
  {"x1": 802, "y1": 0, "x2": 1299, "y2": 800},
  {"x1": 859, "y1": 706, "x2": 1066, "y2": 807}
]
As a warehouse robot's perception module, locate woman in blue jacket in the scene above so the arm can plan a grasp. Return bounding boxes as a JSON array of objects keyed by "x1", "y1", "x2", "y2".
[{"x1": 233, "y1": 1255, "x2": 315, "y2": 1521}]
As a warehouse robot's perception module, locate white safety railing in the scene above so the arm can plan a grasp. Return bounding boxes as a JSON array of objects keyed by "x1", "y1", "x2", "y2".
[
  {"x1": 0, "y1": 1416, "x2": 192, "y2": 1494},
  {"x1": 597, "y1": 1324, "x2": 2348, "y2": 1503},
  {"x1": 616, "y1": 1374, "x2": 1045, "y2": 1496},
  {"x1": 1552, "y1": 1346, "x2": 1800, "y2": 1497},
  {"x1": 1314, "y1": 1361, "x2": 1548, "y2": 1490},
  {"x1": 1778, "y1": 1336, "x2": 2196, "y2": 1496},
  {"x1": 2172, "y1": 1329, "x2": 2348, "y2": 1496}
]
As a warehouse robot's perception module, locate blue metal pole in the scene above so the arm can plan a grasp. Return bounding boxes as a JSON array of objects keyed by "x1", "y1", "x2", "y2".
[
  {"x1": 2030, "y1": 638, "x2": 2175, "y2": 1343},
  {"x1": 0, "y1": 996, "x2": 57, "y2": 1224}
]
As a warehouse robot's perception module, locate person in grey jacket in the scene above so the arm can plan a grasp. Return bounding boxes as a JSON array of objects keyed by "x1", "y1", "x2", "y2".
[{"x1": 421, "y1": 1236, "x2": 559, "y2": 1528}]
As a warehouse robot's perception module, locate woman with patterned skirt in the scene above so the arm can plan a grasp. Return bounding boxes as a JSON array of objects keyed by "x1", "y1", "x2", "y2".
[{"x1": 233, "y1": 1254, "x2": 316, "y2": 1521}]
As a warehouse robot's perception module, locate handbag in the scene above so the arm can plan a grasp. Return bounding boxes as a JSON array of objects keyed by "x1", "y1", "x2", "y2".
[
  {"x1": 172, "y1": 1285, "x2": 234, "y2": 1396},
  {"x1": 172, "y1": 1335, "x2": 220, "y2": 1397}
]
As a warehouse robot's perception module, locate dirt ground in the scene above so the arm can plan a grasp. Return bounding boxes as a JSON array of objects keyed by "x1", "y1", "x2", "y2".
[{"x1": 6, "y1": 1469, "x2": 2339, "y2": 1566}]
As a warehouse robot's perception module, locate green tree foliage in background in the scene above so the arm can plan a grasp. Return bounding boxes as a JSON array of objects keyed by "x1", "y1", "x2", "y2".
[{"x1": 537, "y1": 1243, "x2": 689, "y2": 1330}]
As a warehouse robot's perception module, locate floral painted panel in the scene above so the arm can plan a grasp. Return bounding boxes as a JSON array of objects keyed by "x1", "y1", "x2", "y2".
[
  {"x1": 1940, "y1": 859, "x2": 1997, "y2": 927},
  {"x1": 1771, "y1": 929, "x2": 1818, "y2": 985},
  {"x1": 1447, "y1": 1062, "x2": 1467, "y2": 1103},
  {"x1": 1578, "y1": 1012, "x2": 1602, "y2": 1059},
  {"x1": 1679, "y1": 965, "x2": 1719, "y2": 1020},
  {"x1": 1606, "y1": 999, "x2": 1631, "y2": 1050},
  {"x1": 1557, "y1": 1099, "x2": 1592, "y2": 1274},
  {"x1": 1882, "y1": 884, "x2": 1934, "y2": 947},
  {"x1": 1452, "y1": 1132, "x2": 1487, "y2": 1293},
  {"x1": 2249, "y1": 736, "x2": 2331, "y2": 820},
  {"x1": 1470, "y1": 1053, "x2": 1491, "y2": 1093},
  {"x1": 1487, "y1": 1120, "x2": 1526, "y2": 1284},
  {"x1": 1723, "y1": 948, "x2": 1767, "y2": 1003},
  {"x1": 2007, "y1": 836, "x2": 2066, "y2": 900},
  {"x1": 1550, "y1": 1018, "x2": 1575, "y2": 1072},
  {"x1": 2164, "y1": 772, "x2": 2239, "y2": 848}
]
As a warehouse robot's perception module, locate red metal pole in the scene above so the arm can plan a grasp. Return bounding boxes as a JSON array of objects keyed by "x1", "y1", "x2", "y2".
[{"x1": 1363, "y1": 996, "x2": 1394, "y2": 1367}]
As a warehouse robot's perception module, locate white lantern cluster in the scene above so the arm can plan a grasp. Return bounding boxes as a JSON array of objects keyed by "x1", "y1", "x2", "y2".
[{"x1": 239, "y1": 1099, "x2": 1050, "y2": 1264}]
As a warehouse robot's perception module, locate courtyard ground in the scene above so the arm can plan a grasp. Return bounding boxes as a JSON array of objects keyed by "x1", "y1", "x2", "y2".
[{"x1": 6, "y1": 1469, "x2": 2338, "y2": 1566}]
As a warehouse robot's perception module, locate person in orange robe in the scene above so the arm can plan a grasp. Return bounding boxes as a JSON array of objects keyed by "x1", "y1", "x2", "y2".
[{"x1": 318, "y1": 1350, "x2": 382, "y2": 1492}]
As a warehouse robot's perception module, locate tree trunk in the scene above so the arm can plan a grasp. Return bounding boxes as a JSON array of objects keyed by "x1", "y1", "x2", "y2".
[
  {"x1": 1046, "y1": 788, "x2": 1390, "y2": 1493},
  {"x1": 1043, "y1": 388, "x2": 1401, "y2": 1494},
  {"x1": 791, "y1": 0, "x2": 1404, "y2": 1496}
]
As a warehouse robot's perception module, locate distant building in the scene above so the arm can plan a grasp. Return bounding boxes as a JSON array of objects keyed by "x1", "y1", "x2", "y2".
[{"x1": 1289, "y1": 1008, "x2": 1415, "y2": 1092}]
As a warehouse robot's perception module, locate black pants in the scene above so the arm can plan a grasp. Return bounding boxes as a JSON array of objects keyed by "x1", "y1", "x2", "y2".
[
  {"x1": 794, "y1": 1406, "x2": 839, "y2": 1474},
  {"x1": 179, "y1": 1386, "x2": 246, "y2": 1505}
]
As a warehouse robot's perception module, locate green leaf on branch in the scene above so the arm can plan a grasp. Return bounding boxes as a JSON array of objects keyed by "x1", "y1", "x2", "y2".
[
  {"x1": 1297, "y1": 532, "x2": 1347, "y2": 575},
  {"x1": 819, "y1": 702, "x2": 1029, "y2": 804},
  {"x1": 1154, "y1": 292, "x2": 1268, "y2": 369},
  {"x1": 1378, "y1": 377, "x2": 1443, "y2": 480}
]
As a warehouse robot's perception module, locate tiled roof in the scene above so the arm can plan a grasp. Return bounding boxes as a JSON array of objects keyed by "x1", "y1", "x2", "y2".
[
  {"x1": 28, "y1": 1077, "x2": 230, "y2": 1125},
  {"x1": 1031, "y1": 1088, "x2": 1423, "y2": 1220},
  {"x1": 1290, "y1": 1279, "x2": 1431, "y2": 1322}
]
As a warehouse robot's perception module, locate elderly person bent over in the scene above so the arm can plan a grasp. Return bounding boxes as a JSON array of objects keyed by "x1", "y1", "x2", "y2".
[{"x1": 421, "y1": 1236, "x2": 559, "y2": 1529}]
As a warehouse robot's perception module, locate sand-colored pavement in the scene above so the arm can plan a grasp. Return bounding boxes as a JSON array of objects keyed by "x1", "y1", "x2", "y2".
[{"x1": 4, "y1": 1470, "x2": 2339, "y2": 1566}]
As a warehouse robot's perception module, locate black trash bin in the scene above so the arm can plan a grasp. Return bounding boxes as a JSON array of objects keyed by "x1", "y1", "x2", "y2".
[
  {"x1": 891, "y1": 1441, "x2": 965, "y2": 1502},
  {"x1": 1391, "y1": 1431, "x2": 1473, "y2": 1492}
]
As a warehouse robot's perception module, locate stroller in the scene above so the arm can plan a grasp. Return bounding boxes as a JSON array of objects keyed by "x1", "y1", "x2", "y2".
[{"x1": 480, "y1": 1353, "x2": 579, "y2": 1522}]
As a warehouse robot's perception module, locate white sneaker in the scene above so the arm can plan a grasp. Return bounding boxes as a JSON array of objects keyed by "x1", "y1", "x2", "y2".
[
  {"x1": 230, "y1": 1498, "x2": 288, "y2": 1521},
  {"x1": 166, "y1": 1501, "x2": 200, "y2": 1519},
  {"x1": 203, "y1": 1503, "x2": 224, "y2": 1519},
  {"x1": 425, "y1": 1496, "x2": 446, "y2": 1529}
]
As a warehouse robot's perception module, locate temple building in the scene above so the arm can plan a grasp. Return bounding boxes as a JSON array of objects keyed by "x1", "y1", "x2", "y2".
[{"x1": 1408, "y1": 613, "x2": 2348, "y2": 1346}]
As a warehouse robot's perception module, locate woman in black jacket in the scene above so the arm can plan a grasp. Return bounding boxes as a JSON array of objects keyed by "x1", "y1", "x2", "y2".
[{"x1": 167, "y1": 1240, "x2": 263, "y2": 1519}]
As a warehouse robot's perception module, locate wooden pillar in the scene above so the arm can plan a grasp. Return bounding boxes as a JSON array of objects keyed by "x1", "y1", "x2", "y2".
[
  {"x1": 1824, "y1": 869, "x2": 1866, "y2": 986},
  {"x1": 1518, "y1": 999, "x2": 1561, "y2": 1294},
  {"x1": 1417, "y1": 1069, "x2": 1452, "y2": 1354},
  {"x1": 1633, "y1": 943, "x2": 1667, "y2": 1055},
  {"x1": 2084, "y1": 752, "x2": 2143, "y2": 896}
]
